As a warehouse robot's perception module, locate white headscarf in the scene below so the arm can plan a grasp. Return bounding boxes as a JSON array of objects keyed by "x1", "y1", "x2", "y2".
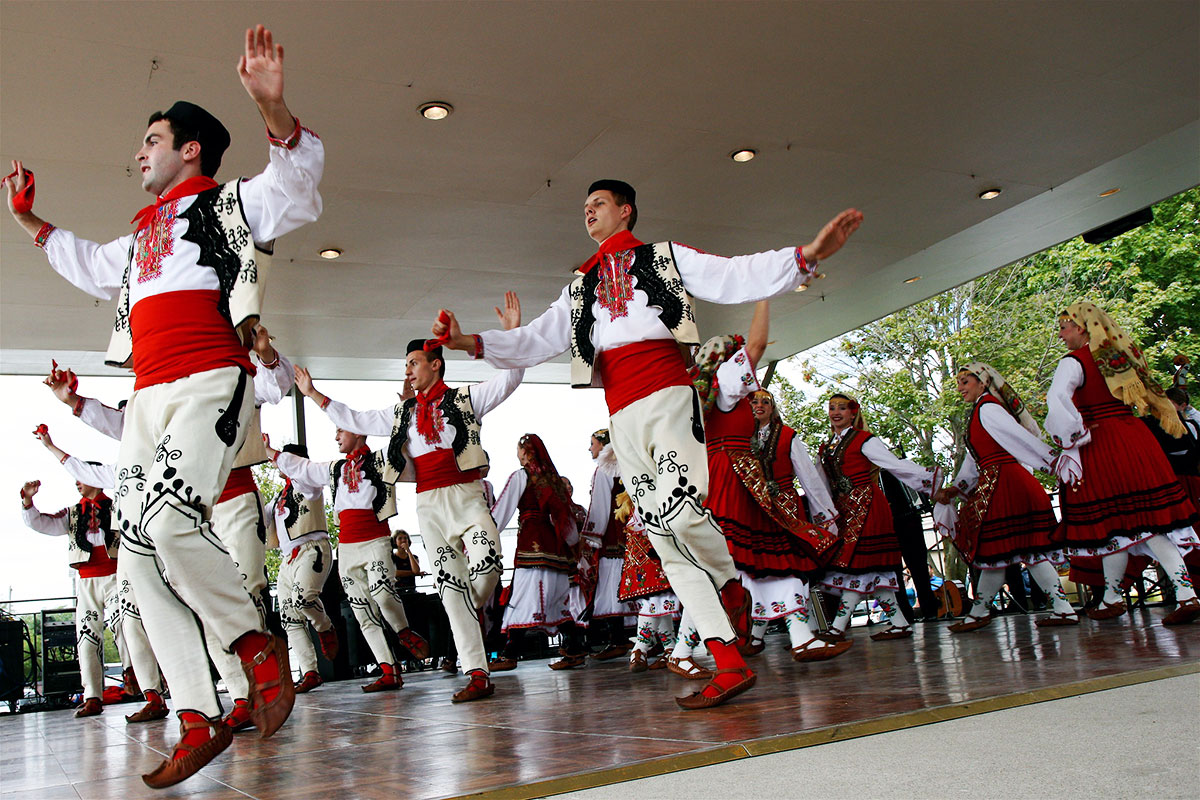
[{"x1": 962, "y1": 362, "x2": 1042, "y2": 437}]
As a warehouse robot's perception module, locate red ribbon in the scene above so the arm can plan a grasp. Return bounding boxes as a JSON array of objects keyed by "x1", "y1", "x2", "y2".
[
  {"x1": 425, "y1": 310, "x2": 452, "y2": 351},
  {"x1": 276, "y1": 477, "x2": 292, "y2": 515},
  {"x1": 51, "y1": 360, "x2": 79, "y2": 393},
  {"x1": 3, "y1": 168, "x2": 35, "y2": 214},
  {"x1": 32, "y1": 423, "x2": 48, "y2": 437},
  {"x1": 577, "y1": 230, "x2": 644, "y2": 275},
  {"x1": 79, "y1": 493, "x2": 108, "y2": 513},
  {"x1": 416, "y1": 380, "x2": 449, "y2": 444},
  {"x1": 130, "y1": 176, "x2": 218, "y2": 231}
]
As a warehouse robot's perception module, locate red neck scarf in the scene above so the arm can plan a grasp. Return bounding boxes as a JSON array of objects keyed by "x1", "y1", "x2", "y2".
[
  {"x1": 577, "y1": 230, "x2": 644, "y2": 275},
  {"x1": 342, "y1": 445, "x2": 371, "y2": 492},
  {"x1": 131, "y1": 176, "x2": 218, "y2": 231},
  {"x1": 79, "y1": 493, "x2": 109, "y2": 529},
  {"x1": 416, "y1": 380, "x2": 450, "y2": 445},
  {"x1": 277, "y1": 477, "x2": 293, "y2": 514}
]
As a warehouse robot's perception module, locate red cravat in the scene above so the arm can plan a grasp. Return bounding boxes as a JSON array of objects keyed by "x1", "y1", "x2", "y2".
[
  {"x1": 416, "y1": 381, "x2": 449, "y2": 444},
  {"x1": 130, "y1": 176, "x2": 218, "y2": 231},
  {"x1": 577, "y1": 230, "x2": 644, "y2": 275}
]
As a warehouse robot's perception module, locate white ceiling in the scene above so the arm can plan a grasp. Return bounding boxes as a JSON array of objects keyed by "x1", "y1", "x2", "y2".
[{"x1": 2, "y1": 0, "x2": 1197, "y2": 383}]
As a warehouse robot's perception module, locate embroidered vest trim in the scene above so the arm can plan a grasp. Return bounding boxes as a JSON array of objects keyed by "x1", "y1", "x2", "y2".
[
  {"x1": 276, "y1": 485, "x2": 327, "y2": 540},
  {"x1": 383, "y1": 388, "x2": 488, "y2": 483},
  {"x1": 329, "y1": 453, "x2": 396, "y2": 522},
  {"x1": 67, "y1": 500, "x2": 119, "y2": 568}
]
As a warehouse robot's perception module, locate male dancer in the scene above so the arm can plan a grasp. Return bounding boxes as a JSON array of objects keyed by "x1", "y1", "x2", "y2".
[
  {"x1": 5, "y1": 26, "x2": 322, "y2": 786},
  {"x1": 35, "y1": 428, "x2": 168, "y2": 723},
  {"x1": 431, "y1": 179, "x2": 861, "y2": 708},
  {"x1": 46, "y1": 326, "x2": 296, "y2": 732},
  {"x1": 264, "y1": 443, "x2": 337, "y2": 694},
  {"x1": 291, "y1": 324, "x2": 522, "y2": 702},
  {"x1": 268, "y1": 430, "x2": 430, "y2": 693}
]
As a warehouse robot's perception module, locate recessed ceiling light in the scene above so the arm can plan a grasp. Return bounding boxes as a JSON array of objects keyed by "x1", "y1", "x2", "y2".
[
  {"x1": 319, "y1": 248, "x2": 342, "y2": 259},
  {"x1": 904, "y1": 276, "x2": 921, "y2": 284},
  {"x1": 418, "y1": 101, "x2": 453, "y2": 120},
  {"x1": 1099, "y1": 187, "x2": 1121, "y2": 197},
  {"x1": 730, "y1": 149, "x2": 757, "y2": 163},
  {"x1": 978, "y1": 188, "x2": 1002, "y2": 200}
]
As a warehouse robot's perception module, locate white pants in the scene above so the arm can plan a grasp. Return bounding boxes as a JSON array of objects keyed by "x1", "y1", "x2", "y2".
[
  {"x1": 610, "y1": 385, "x2": 737, "y2": 644},
  {"x1": 203, "y1": 490, "x2": 268, "y2": 700},
  {"x1": 339, "y1": 536, "x2": 412, "y2": 667},
  {"x1": 415, "y1": 482, "x2": 503, "y2": 676},
  {"x1": 115, "y1": 366, "x2": 258, "y2": 718},
  {"x1": 113, "y1": 557, "x2": 162, "y2": 693},
  {"x1": 76, "y1": 573, "x2": 114, "y2": 700},
  {"x1": 278, "y1": 538, "x2": 334, "y2": 675}
]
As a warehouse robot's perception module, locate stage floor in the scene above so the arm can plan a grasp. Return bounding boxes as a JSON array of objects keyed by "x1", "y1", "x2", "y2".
[{"x1": 3, "y1": 607, "x2": 1197, "y2": 800}]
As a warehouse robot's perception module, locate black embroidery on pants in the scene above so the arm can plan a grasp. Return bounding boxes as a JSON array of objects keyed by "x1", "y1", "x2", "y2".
[{"x1": 215, "y1": 368, "x2": 249, "y2": 447}]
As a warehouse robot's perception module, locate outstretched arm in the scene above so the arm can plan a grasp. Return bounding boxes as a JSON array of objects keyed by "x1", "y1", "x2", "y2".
[
  {"x1": 746, "y1": 300, "x2": 769, "y2": 369},
  {"x1": 295, "y1": 365, "x2": 394, "y2": 437},
  {"x1": 238, "y1": 25, "x2": 295, "y2": 140},
  {"x1": 35, "y1": 428, "x2": 69, "y2": 465},
  {"x1": 433, "y1": 285, "x2": 573, "y2": 370},
  {"x1": 19, "y1": 481, "x2": 69, "y2": 536}
]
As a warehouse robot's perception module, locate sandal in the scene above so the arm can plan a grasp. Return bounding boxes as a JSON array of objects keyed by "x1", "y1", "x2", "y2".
[
  {"x1": 1035, "y1": 612, "x2": 1079, "y2": 628},
  {"x1": 1085, "y1": 601, "x2": 1127, "y2": 621},
  {"x1": 648, "y1": 654, "x2": 670, "y2": 671},
  {"x1": 790, "y1": 637, "x2": 853, "y2": 662},
  {"x1": 1163, "y1": 597, "x2": 1200, "y2": 626},
  {"x1": 629, "y1": 650, "x2": 649, "y2": 673},
  {"x1": 816, "y1": 628, "x2": 847, "y2": 643},
  {"x1": 666, "y1": 656, "x2": 713, "y2": 681},
  {"x1": 738, "y1": 637, "x2": 766, "y2": 656},
  {"x1": 869, "y1": 626, "x2": 913, "y2": 641},
  {"x1": 675, "y1": 667, "x2": 757, "y2": 710},
  {"x1": 948, "y1": 614, "x2": 992, "y2": 634}
]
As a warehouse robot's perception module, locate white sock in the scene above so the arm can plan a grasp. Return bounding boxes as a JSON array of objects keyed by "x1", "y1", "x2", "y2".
[
  {"x1": 671, "y1": 609, "x2": 700, "y2": 659},
  {"x1": 1027, "y1": 561, "x2": 1076, "y2": 616},
  {"x1": 833, "y1": 590, "x2": 863, "y2": 633},
  {"x1": 655, "y1": 616, "x2": 678, "y2": 653},
  {"x1": 784, "y1": 609, "x2": 826, "y2": 649},
  {"x1": 873, "y1": 589, "x2": 910, "y2": 629},
  {"x1": 1101, "y1": 550, "x2": 1131, "y2": 605},
  {"x1": 1145, "y1": 532, "x2": 1198, "y2": 603},
  {"x1": 634, "y1": 617, "x2": 656, "y2": 654},
  {"x1": 750, "y1": 618, "x2": 769, "y2": 643},
  {"x1": 969, "y1": 570, "x2": 1006, "y2": 618}
]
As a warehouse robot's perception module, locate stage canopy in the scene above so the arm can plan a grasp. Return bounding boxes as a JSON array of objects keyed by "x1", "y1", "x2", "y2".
[{"x1": 2, "y1": 0, "x2": 1197, "y2": 382}]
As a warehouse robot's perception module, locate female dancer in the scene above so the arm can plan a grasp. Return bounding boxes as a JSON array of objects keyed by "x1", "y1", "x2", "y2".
[
  {"x1": 615, "y1": 490, "x2": 682, "y2": 673},
  {"x1": 818, "y1": 394, "x2": 935, "y2": 641},
  {"x1": 932, "y1": 363, "x2": 1078, "y2": 631}
]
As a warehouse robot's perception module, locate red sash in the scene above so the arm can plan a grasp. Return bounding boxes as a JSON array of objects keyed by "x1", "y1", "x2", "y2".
[
  {"x1": 218, "y1": 466, "x2": 258, "y2": 504},
  {"x1": 337, "y1": 509, "x2": 391, "y2": 544},
  {"x1": 130, "y1": 290, "x2": 254, "y2": 389},
  {"x1": 413, "y1": 449, "x2": 481, "y2": 493},
  {"x1": 595, "y1": 339, "x2": 692, "y2": 415}
]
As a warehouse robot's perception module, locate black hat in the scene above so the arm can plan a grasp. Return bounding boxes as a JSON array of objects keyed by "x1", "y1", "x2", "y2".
[
  {"x1": 407, "y1": 339, "x2": 443, "y2": 361},
  {"x1": 587, "y1": 179, "x2": 635, "y2": 203},
  {"x1": 152, "y1": 101, "x2": 231, "y2": 173},
  {"x1": 281, "y1": 443, "x2": 309, "y2": 459}
]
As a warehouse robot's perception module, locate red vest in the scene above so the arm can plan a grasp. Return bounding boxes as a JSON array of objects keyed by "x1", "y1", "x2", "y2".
[
  {"x1": 514, "y1": 478, "x2": 574, "y2": 571},
  {"x1": 1070, "y1": 346, "x2": 1132, "y2": 427},
  {"x1": 705, "y1": 396, "x2": 756, "y2": 455},
  {"x1": 967, "y1": 395, "x2": 1020, "y2": 469}
]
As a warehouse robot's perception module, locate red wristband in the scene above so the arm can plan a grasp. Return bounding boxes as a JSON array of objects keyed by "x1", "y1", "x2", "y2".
[
  {"x1": 267, "y1": 118, "x2": 303, "y2": 150},
  {"x1": 319, "y1": 396, "x2": 332, "y2": 410},
  {"x1": 34, "y1": 222, "x2": 55, "y2": 249},
  {"x1": 472, "y1": 334, "x2": 485, "y2": 360},
  {"x1": 72, "y1": 397, "x2": 86, "y2": 417}
]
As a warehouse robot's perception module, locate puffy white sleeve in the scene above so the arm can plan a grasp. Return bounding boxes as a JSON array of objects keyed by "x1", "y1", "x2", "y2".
[
  {"x1": 953, "y1": 451, "x2": 979, "y2": 495},
  {"x1": 581, "y1": 468, "x2": 613, "y2": 547},
  {"x1": 62, "y1": 457, "x2": 116, "y2": 492},
  {"x1": 1044, "y1": 357, "x2": 1089, "y2": 448},
  {"x1": 490, "y1": 469, "x2": 527, "y2": 531},
  {"x1": 861, "y1": 438, "x2": 934, "y2": 494},
  {"x1": 323, "y1": 400, "x2": 396, "y2": 438},
  {"x1": 790, "y1": 437, "x2": 836, "y2": 525},
  {"x1": 253, "y1": 352, "x2": 295, "y2": 406},
  {"x1": 78, "y1": 398, "x2": 126, "y2": 441},
  {"x1": 274, "y1": 452, "x2": 332, "y2": 489},
  {"x1": 40, "y1": 228, "x2": 131, "y2": 301},
  {"x1": 713, "y1": 347, "x2": 760, "y2": 412},
  {"x1": 468, "y1": 368, "x2": 525, "y2": 418},
  {"x1": 978, "y1": 403, "x2": 1056, "y2": 471},
  {"x1": 238, "y1": 128, "x2": 325, "y2": 244},
  {"x1": 21, "y1": 503, "x2": 69, "y2": 536},
  {"x1": 672, "y1": 243, "x2": 816, "y2": 304},
  {"x1": 478, "y1": 285, "x2": 573, "y2": 370}
]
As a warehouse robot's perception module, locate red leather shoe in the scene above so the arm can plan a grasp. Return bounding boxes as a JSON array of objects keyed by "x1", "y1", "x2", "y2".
[
  {"x1": 126, "y1": 691, "x2": 169, "y2": 723},
  {"x1": 675, "y1": 667, "x2": 757, "y2": 710},
  {"x1": 1085, "y1": 601, "x2": 1127, "y2": 621},
  {"x1": 591, "y1": 643, "x2": 633, "y2": 661},
  {"x1": 549, "y1": 653, "x2": 587, "y2": 670},
  {"x1": 1163, "y1": 597, "x2": 1200, "y2": 626},
  {"x1": 294, "y1": 671, "x2": 323, "y2": 694},
  {"x1": 222, "y1": 698, "x2": 254, "y2": 733},
  {"x1": 142, "y1": 712, "x2": 232, "y2": 789},
  {"x1": 488, "y1": 657, "x2": 518, "y2": 672},
  {"x1": 318, "y1": 628, "x2": 340, "y2": 661},
  {"x1": 362, "y1": 663, "x2": 402, "y2": 693},
  {"x1": 791, "y1": 638, "x2": 853, "y2": 662},
  {"x1": 238, "y1": 633, "x2": 295, "y2": 739},
  {"x1": 451, "y1": 675, "x2": 495, "y2": 703},
  {"x1": 396, "y1": 627, "x2": 431, "y2": 660},
  {"x1": 75, "y1": 697, "x2": 103, "y2": 718},
  {"x1": 948, "y1": 614, "x2": 993, "y2": 633}
]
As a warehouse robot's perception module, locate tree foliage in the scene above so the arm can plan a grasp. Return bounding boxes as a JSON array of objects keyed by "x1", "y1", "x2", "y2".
[{"x1": 252, "y1": 462, "x2": 340, "y2": 585}]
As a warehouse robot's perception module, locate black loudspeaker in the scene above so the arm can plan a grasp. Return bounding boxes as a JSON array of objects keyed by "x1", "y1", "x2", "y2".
[
  {"x1": 1082, "y1": 206, "x2": 1153, "y2": 245},
  {"x1": 40, "y1": 609, "x2": 81, "y2": 697},
  {"x1": 0, "y1": 619, "x2": 25, "y2": 705}
]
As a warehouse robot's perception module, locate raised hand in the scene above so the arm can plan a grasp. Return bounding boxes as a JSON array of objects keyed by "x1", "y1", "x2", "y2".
[
  {"x1": 252, "y1": 325, "x2": 277, "y2": 362},
  {"x1": 803, "y1": 208, "x2": 864, "y2": 264},
  {"x1": 44, "y1": 368, "x2": 79, "y2": 406},
  {"x1": 400, "y1": 376, "x2": 416, "y2": 402},
  {"x1": 293, "y1": 365, "x2": 315, "y2": 397},
  {"x1": 237, "y1": 25, "x2": 294, "y2": 139},
  {"x1": 3, "y1": 160, "x2": 31, "y2": 216},
  {"x1": 494, "y1": 291, "x2": 522, "y2": 331},
  {"x1": 262, "y1": 433, "x2": 278, "y2": 460},
  {"x1": 21, "y1": 480, "x2": 41, "y2": 502}
]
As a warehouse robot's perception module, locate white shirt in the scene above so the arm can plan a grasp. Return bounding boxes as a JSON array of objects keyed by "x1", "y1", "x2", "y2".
[
  {"x1": 829, "y1": 427, "x2": 934, "y2": 493},
  {"x1": 275, "y1": 451, "x2": 378, "y2": 515},
  {"x1": 41, "y1": 131, "x2": 324, "y2": 305},
  {"x1": 22, "y1": 501, "x2": 106, "y2": 548},
  {"x1": 478, "y1": 243, "x2": 814, "y2": 370},
  {"x1": 62, "y1": 456, "x2": 116, "y2": 492},
  {"x1": 323, "y1": 370, "x2": 523, "y2": 462},
  {"x1": 265, "y1": 477, "x2": 327, "y2": 548},
  {"x1": 952, "y1": 399, "x2": 1057, "y2": 494},
  {"x1": 1044, "y1": 356, "x2": 1091, "y2": 449}
]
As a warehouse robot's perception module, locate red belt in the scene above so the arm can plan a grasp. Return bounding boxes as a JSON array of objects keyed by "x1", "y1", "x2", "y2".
[
  {"x1": 218, "y1": 466, "x2": 258, "y2": 504},
  {"x1": 596, "y1": 339, "x2": 692, "y2": 415},
  {"x1": 338, "y1": 509, "x2": 391, "y2": 544},
  {"x1": 413, "y1": 449, "x2": 481, "y2": 493}
]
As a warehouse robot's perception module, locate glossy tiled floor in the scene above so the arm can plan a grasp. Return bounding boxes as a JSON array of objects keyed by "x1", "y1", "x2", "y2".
[{"x1": 2, "y1": 607, "x2": 1196, "y2": 800}]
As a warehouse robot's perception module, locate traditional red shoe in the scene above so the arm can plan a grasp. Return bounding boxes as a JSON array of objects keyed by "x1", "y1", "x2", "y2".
[
  {"x1": 629, "y1": 650, "x2": 649, "y2": 673},
  {"x1": 488, "y1": 657, "x2": 518, "y2": 672},
  {"x1": 738, "y1": 637, "x2": 766, "y2": 656},
  {"x1": 318, "y1": 628, "x2": 340, "y2": 661},
  {"x1": 439, "y1": 657, "x2": 457, "y2": 674},
  {"x1": 719, "y1": 579, "x2": 753, "y2": 645},
  {"x1": 1085, "y1": 601, "x2": 1127, "y2": 621},
  {"x1": 791, "y1": 637, "x2": 853, "y2": 662},
  {"x1": 222, "y1": 698, "x2": 254, "y2": 732},
  {"x1": 648, "y1": 654, "x2": 671, "y2": 671},
  {"x1": 1162, "y1": 597, "x2": 1200, "y2": 626},
  {"x1": 549, "y1": 653, "x2": 587, "y2": 670},
  {"x1": 948, "y1": 614, "x2": 993, "y2": 633},
  {"x1": 667, "y1": 656, "x2": 713, "y2": 680},
  {"x1": 126, "y1": 691, "x2": 169, "y2": 723},
  {"x1": 451, "y1": 674, "x2": 495, "y2": 703},
  {"x1": 142, "y1": 712, "x2": 232, "y2": 789},
  {"x1": 1035, "y1": 612, "x2": 1079, "y2": 628},
  {"x1": 396, "y1": 627, "x2": 431, "y2": 660},
  {"x1": 294, "y1": 671, "x2": 323, "y2": 694},
  {"x1": 122, "y1": 667, "x2": 142, "y2": 700},
  {"x1": 816, "y1": 627, "x2": 847, "y2": 643},
  {"x1": 675, "y1": 667, "x2": 757, "y2": 710},
  {"x1": 362, "y1": 663, "x2": 403, "y2": 693},
  {"x1": 236, "y1": 632, "x2": 295, "y2": 739},
  {"x1": 75, "y1": 697, "x2": 103, "y2": 718},
  {"x1": 869, "y1": 626, "x2": 914, "y2": 641},
  {"x1": 592, "y1": 642, "x2": 633, "y2": 661}
]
